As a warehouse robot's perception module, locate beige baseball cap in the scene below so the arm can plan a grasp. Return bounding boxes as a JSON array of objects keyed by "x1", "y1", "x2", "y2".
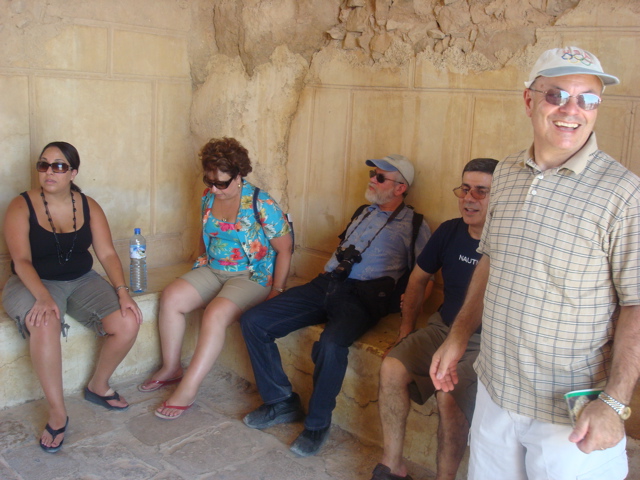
[{"x1": 524, "y1": 46, "x2": 620, "y2": 89}]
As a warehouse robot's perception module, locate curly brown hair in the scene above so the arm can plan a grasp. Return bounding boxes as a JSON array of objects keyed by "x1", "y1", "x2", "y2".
[{"x1": 199, "y1": 137, "x2": 253, "y2": 178}]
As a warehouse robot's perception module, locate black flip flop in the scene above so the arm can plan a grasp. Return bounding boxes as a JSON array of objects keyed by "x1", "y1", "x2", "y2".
[
  {"x1": 40, "y1": 416, "x2": 69, "y2": 454},
  {"x1": 84, "y1": 387, "x2": 129, "y2": 411}
]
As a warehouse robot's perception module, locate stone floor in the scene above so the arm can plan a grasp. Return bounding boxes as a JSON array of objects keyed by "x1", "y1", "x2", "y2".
[{"x1": 0, "y1": 366, "x2": 437, "y2": 480}]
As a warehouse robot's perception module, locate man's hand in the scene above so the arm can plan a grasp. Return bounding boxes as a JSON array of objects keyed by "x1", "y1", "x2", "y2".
[
  {"x1": 429, "y1": 336, "x2": 466, "y2": 392},
  {"x1": 568, "y1": 398, "x2": 625, "y2": 453}
]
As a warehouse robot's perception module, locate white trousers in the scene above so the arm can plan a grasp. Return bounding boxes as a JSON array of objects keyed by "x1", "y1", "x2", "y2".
[{"x1": 468, "y1": 381, "x2": 628, "y2": 480}]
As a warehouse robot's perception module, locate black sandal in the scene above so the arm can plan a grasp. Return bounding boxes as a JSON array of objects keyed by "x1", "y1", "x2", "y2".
[
  {"x1": 84, "y1": 387, "x2": 129, "y2": 411},
  {"x1": 40, "y1": 416, "x2": 69, "y2": 454}
]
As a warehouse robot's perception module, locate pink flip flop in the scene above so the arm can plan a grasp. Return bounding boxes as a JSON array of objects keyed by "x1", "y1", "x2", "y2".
[
  {"x1": 154, "y1": 401, "x2": 194, "y2": 420},
  {"x1": 137, "y1": 376, "x2": 183, "y2": 392}
]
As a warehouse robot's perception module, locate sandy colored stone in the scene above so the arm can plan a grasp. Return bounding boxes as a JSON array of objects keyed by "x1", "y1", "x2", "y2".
[
  {"x1": 43, "y1": 25, "x2": 107, "y2": 72},
  {"x1": 0, "y1": 75, "x2": 30, "y2": 259},
  {"x1": 113, "y1": 30, "x2": 189, "y2": 78}
]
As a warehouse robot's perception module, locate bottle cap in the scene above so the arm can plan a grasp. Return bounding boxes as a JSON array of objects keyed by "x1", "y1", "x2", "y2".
[{"x1": 134, "y1": 228, "x2": 141, "y2": 235}]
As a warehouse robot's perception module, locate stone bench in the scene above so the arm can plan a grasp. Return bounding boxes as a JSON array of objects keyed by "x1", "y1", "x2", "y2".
[
  {"x1": 4, "y1": 265, "x2": 640, "y2": 479},
  {"x1": 0, "y1": 263, "x2": 449, "y2": 474},
  {"x1": 0, "y1": 263, "x2": 200, "y2": 410},
  {"x1": 215, "y1": 276, "x2": 452, "y2": 476}
]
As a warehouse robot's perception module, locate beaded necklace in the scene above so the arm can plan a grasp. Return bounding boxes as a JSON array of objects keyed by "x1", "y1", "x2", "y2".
[{"x1": 40, "y1": 187, "x2": 77, "y2": 264}]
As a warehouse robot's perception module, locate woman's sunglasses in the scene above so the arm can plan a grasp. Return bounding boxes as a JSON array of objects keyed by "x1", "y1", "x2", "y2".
[
  {"x1": 36, "y1": 161, "x2": 70, "y2": 173},
  {"x1": 369, "y1": 170, "x2": 404, "y2": 185},
  {"x1": 203, "y1": 175, "x2": 234, "y2": 190},
  {"x1": 528, "y1": 87, "x2": 601, "y2": 111}
]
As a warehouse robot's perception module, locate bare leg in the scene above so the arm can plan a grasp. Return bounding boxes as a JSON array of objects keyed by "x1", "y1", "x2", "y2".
[
  {"x1": 28, "y1": 314, "x2": 67, "y2": 448},
  {"x1": 434, "y1": 391, "x2": 469, "y2": 480},
  {"x1": 86, "y1": 307, "x2": 140, "y2": 407},
  {"x1": 157, "y1": 297, "x2": 241, "y2": 417},
  {"x1": 378, "y1": 356, "x2": 414, "y2": 477},
  {"x1": 142, "y1": 279, "x2": 205, "y2": 386}
]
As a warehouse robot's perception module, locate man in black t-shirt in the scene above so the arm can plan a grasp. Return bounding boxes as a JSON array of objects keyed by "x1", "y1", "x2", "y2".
[{"x1": 370, "y1": 158, "x2": 498, "y2": 480}]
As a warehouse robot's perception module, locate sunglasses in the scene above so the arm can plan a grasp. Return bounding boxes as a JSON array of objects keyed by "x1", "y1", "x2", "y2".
[
  {"x1": 203, "y1": 175, "x2": 234, "y2": 190},
  {"x1": 36, "y1": 161, "x2": 71, "y2": 173},
  {"x1": 528, "y1": 87, "x2": 601, "y2": 111},
  {"x1": 369, "y1": 170, "x2": 404, "y2": 185},
  {"x1": 453, "y1": 186, "x2": 490, "y2": 200}
]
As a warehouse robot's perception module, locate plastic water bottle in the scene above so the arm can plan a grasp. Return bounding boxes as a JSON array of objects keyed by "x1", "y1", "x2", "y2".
[{"x1": 129, "y1": 228, "x2": 147, "y2": 293}]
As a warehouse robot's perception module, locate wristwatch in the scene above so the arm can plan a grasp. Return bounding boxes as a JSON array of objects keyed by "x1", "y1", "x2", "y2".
[{"x1": 598, "y1": 392, "x2": 632, "y2": 420}]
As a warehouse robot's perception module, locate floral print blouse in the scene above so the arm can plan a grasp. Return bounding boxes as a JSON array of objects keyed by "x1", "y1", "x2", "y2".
[{"x1": 193, "y1": 179, "x2": 291, "y2": 287}]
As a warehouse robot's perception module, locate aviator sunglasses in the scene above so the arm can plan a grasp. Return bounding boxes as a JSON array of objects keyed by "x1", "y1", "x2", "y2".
[
  {"x1": 36, "y1": 161, "x2": 71, "y2": 174},
  {"x1": 369, "y1": 170, "x2": 404, "y2": 185},
  {"x1": 528, "y1": 87, "x2": 601, "y2": 111},
  {"x1": 203, "y1": 175, "x2": 235, "y2": 190},
  {"x1": 453, "y1": 185, "x2": 490, "y2": 200}
]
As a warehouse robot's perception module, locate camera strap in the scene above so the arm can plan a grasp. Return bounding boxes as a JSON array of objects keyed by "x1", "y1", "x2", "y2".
[{"x1": 339, "y1": 202, "x2": 405, "y2": 256}]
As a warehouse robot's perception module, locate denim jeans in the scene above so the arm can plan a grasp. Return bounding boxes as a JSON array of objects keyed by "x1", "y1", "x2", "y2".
[{"x1": 240, "y1": 273, "x2": 379, "y2": 430}]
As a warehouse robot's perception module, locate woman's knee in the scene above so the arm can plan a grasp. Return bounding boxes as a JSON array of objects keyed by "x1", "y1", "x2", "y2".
[
  {"x1": 159, "y1": 279, "x2": 200, "y2": 313},
  {"x1": 201, "y1": 303, "x2": 240, "y2": 330},
  {"x1": 27, "y1": 316, "x2": 63, "y2": 341},
  {"x1": 102, "y1": 311, "x2": 139, "y2": 339}
]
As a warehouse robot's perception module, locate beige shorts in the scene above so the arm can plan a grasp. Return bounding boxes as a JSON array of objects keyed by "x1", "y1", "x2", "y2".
[
  {"x1": 180, "y1": 266, "x2": 270, "y2": 312},
  {"x1": 387, "y1": 311, "x2": 480, "y2": 424}
]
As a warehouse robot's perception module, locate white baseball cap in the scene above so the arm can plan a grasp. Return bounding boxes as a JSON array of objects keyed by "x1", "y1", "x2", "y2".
[
  {"x1": 524, "y1": 46, "x2": 620, "y2": 88},
  {"x1": 366, "y1": 154, "x2": 414, "y2": 187}
]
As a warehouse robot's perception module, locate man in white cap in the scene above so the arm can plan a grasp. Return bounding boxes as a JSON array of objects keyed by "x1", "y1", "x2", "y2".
[
  {"x1": 432, "y1": 46, "x2": 640, "y2": 479},
  {"x1": 241, "y1": 154, "x2": 430, "y2": 457}
]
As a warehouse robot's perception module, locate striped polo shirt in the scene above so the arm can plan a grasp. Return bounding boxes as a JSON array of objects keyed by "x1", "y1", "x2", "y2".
[{"x1": 476, "y1": 133, "x2": 640, "y2": 424}]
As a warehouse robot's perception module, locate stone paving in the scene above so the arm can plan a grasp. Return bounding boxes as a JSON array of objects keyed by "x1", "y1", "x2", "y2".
[{"x1": 0, "y1": 366, "x2": 436, "y2": 480}]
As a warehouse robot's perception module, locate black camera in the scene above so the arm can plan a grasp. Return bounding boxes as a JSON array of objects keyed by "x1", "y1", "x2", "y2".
[{"x1": 330, "y1": 244, "x2": 362, "y2": 281}]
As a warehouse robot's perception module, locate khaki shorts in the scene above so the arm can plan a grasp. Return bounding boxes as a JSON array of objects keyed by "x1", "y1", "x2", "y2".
[
  {"x1": 180, "y1": 266, "x2": 270, "y2": 312},
  {"x1": 2, "y1": 270, "x2": 120, "y2": 338},
  {"x1": 387, "y1": 311, "x2": 480, "y2": 424}
]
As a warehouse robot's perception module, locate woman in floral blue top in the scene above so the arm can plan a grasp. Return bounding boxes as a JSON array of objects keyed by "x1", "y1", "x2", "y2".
[{"x1": 139, "y1": 137, "x2": 292, "y2": 419}]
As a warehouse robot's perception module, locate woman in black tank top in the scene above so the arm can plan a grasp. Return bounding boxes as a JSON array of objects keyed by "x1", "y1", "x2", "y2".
[{"x1": 2, "y1": 142, "x2": 143, "y2": 453}]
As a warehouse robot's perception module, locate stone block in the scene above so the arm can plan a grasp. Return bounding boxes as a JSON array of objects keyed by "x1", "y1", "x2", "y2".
[
  {"x1": 308, "y1": 46, "x2": 411, "y2": 88},
  {"x1": 40, "y1": 24, "x2": 108, "y2": 73},
  {"x1": 302, "y1": 88, "x2": 352, "y2": 254},
  {"x1": 113, "y1": 30, "x2": 189, "y2": 78},
  {"x1": 591, "y1": 100, "x2": 634, "y2": 168},
  {"x1": 629, "y1": 104, "x2": 640, "y2": 179},
  {"x1": 45, "y1": 0, "x2": 192, "y2": 32},
  {"x1": 0, "y1": 75, "x2": 30, "y2": 257},
  {"x1": 415, "y1": 54, "x2": 522, "y2": 90},
  {"x1": 470, "y1": 94, "x2": 532, "y2": 163},
  {"x1": 32, "y1": 76, "x2": 153, "y2": 240},
  {"x1": 155, "y1": 82, "x2": 198, "y2": 238}
]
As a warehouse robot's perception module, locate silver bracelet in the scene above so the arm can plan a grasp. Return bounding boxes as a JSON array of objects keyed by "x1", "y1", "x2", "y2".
[
  {"x1": 115, "y1": 285, "x2": 130, "y2": 293},
  {"x1": 272, "y1": 287, "x2": 285, "y2": 293}
]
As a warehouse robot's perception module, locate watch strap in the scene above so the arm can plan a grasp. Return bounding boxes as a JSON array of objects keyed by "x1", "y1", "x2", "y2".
[{"x1": 598, "y1": 391, "x2": 630, "y2": 419}]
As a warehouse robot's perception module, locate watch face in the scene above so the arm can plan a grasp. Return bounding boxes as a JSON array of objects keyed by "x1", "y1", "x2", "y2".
[{"x1": 621, "y1": 407, "x2": 632, "y2": 420}]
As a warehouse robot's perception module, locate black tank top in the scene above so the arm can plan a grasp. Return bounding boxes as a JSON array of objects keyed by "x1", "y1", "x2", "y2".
[{"x1": 11, "y1": 191, "x2": 93, "y2": 280}]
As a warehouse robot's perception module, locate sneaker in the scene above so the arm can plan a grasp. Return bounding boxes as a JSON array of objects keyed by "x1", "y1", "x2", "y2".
[
  {"x1": 243, "y1": 393, "x2": 304, "y2": 429},
  {"x1": 370, "y1": 463, "x2": 413, "y2": 480},
  {"x1": 289, "y1": 425, "x2": 330, "y2": 457}
]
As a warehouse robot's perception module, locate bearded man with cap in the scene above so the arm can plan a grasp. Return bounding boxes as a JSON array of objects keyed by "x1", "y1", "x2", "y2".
[
  {"x1": 431, "y1": 46, "x2": 640, "y2": 479},
  {"x1": 241, "y1": 154, "x2": 430, "y2": 457}
]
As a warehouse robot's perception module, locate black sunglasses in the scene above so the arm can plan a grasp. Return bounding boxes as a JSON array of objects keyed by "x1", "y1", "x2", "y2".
[
  {"x1": 36, "y1": 161, "x2": 70, "y2": 173},
  {"x1": 453, "y1": 186, "x2": 490, "y2": 200},
  {"x1": 203, "y1": 175, "x2": 235, "y2": 190},
  {"x1": 528, "y1": 87, "x2": 601, "y2": 111},
  {"x1": 369, "y1": 170, "x2": 404, "y2": 185}
]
